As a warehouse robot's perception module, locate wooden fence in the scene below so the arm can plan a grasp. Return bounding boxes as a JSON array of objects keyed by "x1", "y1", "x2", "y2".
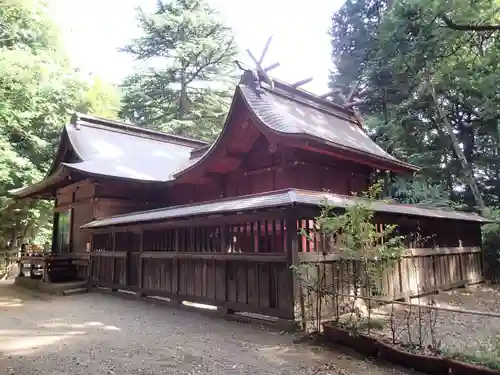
[
  {"x1": 89, "y1": 211, "x2": 296, "y2": 321},
  {"x1": 18, "y1": 253, "x2": 90, "y2": 282},
  {"x1": 87, "y1": 209, "x2": 485, "y2": 323},
  {"x1": 296, "y1": 247, "x2": 484, "y2": 323}
]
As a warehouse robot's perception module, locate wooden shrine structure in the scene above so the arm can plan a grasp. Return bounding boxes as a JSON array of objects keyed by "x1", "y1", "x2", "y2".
[{"x1": 12, "y1": 67, "x2": 489, "y2": 323}]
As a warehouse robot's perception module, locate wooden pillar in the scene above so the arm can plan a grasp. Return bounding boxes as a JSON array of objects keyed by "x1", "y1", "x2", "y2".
[
  {"x1": 286, "y1": 207, "x2": 302, "y2": 326},
  {"x1": 29, "y1": 260, "x2": 35, "y2": 279},
  {"x1": 51, "y1": 210, "x2": 60, "y2": 253},
  {"x1": 137, "y1": 229, "x2": 145, "y2": 296},
  {"x1": 219, "y1": 223, "x2": 232, "y2": 313},
  {"x1": 42, "y1": 256, "x2": 50, "y2": 283},
  {"x1": 454, "y1": 221, "x2": 464, "y2": 283},
  {"x1": 124, "y1": 231, "x2": 129, "y2": 287},
  {"x1": 111, "y1": 231, "x2": 116, "y2": 290},
  {"x1": 173, "y1": 228, "x2": 179, "y2": 295},
  {"x1": 88, "y1": 234, "x2": 94, "y2": 286}
]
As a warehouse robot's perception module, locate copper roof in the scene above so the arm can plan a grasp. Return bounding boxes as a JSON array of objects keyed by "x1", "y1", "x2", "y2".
[{"x1": 81, "y1": 189, "x2": 490, "y2": 229}]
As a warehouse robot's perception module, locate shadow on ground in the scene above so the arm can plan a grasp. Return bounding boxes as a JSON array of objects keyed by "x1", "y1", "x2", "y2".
[{"x1": 0, "y1": 280, "x2": 418, "y2": 375}]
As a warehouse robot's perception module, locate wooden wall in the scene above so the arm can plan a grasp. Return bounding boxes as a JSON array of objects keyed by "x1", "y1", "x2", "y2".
[
  {"x1": 55, "y1": 180, "x2": 95, "y2": 254},
  {"x1": 166, "y1": 139, "x2": 374, "y2": 206},
  {"x1": 86, "y1": 207, "x2": 485, "y2": 324},
  {"x1": 53, "y1": 179, "x2": 162, "y2": 255}
]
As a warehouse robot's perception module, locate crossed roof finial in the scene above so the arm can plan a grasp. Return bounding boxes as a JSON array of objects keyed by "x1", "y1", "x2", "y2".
[
  {"x1": 244, "y1": 35, "x2": 278, "y2": 89},
  {"x1": 319, "y1": 83, "x2": 367, "y2": 128},
  {"x1": 238, "y1": 35, "x2": 316, "y2": 91}
]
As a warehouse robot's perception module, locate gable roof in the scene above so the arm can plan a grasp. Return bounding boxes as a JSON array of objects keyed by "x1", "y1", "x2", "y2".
[
  {"x1": 81, "y1": 188, "x2": 490, "y2": 229},
  {"x1": 12, "y1": 75, "x2": 418, "y2": 199},
  {"x1": 61, "y1": 114, "x2": 205, "y2": 181},
  {"x1": 240, "y1": 82, "x2": 417, "y2": 172},
  {"x1": 175, "y1": 79, "x2": 418, "y2": 179},
  {"x1": 10, "y1": 114, "x2": 207, "y2": 198}
]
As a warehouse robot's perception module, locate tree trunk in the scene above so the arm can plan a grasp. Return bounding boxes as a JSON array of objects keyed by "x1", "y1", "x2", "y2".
[
  {"x1": 430, "y1": 85, "x2": 486, "y2": 211},
  {"x1": 179, "y1": 76, "x2": 187, "y2": 119},
  {"x1": 178, "y1": 24, "x2": 187, "y2": 120},
  {"x1": 459, "y1": 116, "x2": 476, "y2": 207}
]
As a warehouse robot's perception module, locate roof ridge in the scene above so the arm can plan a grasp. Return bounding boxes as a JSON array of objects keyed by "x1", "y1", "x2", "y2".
[
  {"x1": 72, "y1": 113, "x2": 208, "y2": 147},
  {"x1": 270, "y1": 78, "x2": 356, "y2": 118},
  {"x1": 263, "y1": 85, "x2": 358, "y2": 125},
  {"x1": 190, "y1": 143, "x2": 212, "y2": 159}
]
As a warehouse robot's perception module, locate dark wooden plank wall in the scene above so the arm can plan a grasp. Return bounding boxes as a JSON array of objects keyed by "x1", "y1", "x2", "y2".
[
  {"x1": 89, "y1": 212, "x2": 296, "y2": 320},
  {"x1": 51, "y1": 179, "x2": 163, "y2": 281},
  {"x1": 165, "y1": 143, "x2": 374, "y2": 206},
  {"x1": 55, "y1": 181, "x2": 95, "y2": 255}
]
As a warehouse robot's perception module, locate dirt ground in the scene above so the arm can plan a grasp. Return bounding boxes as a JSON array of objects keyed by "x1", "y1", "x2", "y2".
[
  {"x1": 0, "y1": 281, "x2": 417, "y2": 375},
  {"x1": 369, "y1": 284, "x2": 500, "y2": 353}
]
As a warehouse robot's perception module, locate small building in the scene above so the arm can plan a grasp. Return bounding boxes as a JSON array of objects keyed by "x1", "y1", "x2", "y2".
[{"x1": 12, "y1": 73, "x2": 488, "y2": 323}]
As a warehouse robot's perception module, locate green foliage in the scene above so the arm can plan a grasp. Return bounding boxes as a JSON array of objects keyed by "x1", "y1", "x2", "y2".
[
  {"x1": 329, "y1": 0, "x2": 500, "y2": 209},
  {"x1": 315, "y1": 182, "x2": 405, "y2": 261},
  {"x1": 292, "y1": 182, "x2": 405, "y2": 331},
  {"x1": 75, "y1": 76, "x2": 122, "y2": 120},
  {"x1": 0, "y1": 0, "x2": 60, "y2": 52},
  {"x1": 0, "y1": 0, "x2": 121, "y2": 248},
  {"x1": 481, "y1": 208, "x2": 500, "y2": 281},
  {"x1": 443, "y1": 336, "x2": 500, "y2": 370},
  {"x1": 120, "y1": 0, "x2": 238, "y2": 140},
  {"x1": 388, "y1": 176, "x2": 459, "y2": 208}
]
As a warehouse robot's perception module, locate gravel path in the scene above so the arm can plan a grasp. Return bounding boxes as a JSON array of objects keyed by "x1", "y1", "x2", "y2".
[{"x1": 0, "y1": 281, "x2": 416, "y2": 375}]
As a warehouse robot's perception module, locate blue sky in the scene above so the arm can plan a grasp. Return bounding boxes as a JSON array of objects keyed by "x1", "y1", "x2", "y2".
[{"x1": 52, "y1": 0, "x2": 343, "y2": 94}]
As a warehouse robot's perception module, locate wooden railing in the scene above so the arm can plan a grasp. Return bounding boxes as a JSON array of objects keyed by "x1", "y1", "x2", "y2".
[
  {"x1": 90, "y1": 251, "x2": 293, "y2": 319},
  {"x1": 18, "y1": 253, "x2": 90, "y2": 283},
  {"x1": 89, "y1": 213, "x2": 296, "y2": 320},
  {"x1": 87, "y1": 210, "x2": 485, "y2": 322},
  {"x1": 297, "y1": 247, "x2": 483, "y2": 298},
  {"x1": 296, "y1": 246, "x2": 484, "y2": 323}
]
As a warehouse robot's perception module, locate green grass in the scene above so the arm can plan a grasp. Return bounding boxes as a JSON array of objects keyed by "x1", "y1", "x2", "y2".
[
  {"x1": 443, "y1": 338, "x2": 500, "y2": 370},
  {"x1": 335, "y1": 315, "x2": 388, "y2": 332}
]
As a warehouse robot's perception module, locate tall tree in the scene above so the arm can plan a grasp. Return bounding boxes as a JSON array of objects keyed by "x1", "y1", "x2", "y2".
[
  {"x1": 0, "y1": 0, "x2": 121, "y2": 249},
  {"x1": 329, "y1": 0, "x2": 500, "y2": 210},
  {"x1": 120, "y1": 0, "x2": 238, "y2": 140},
  {"x1": 0, "y1": 0, "x2": 60, "y2": 53}
]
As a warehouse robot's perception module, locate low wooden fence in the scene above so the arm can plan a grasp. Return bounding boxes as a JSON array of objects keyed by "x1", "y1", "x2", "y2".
[
  {"x1": 18, "y1": 253, "x2": 90, "y2": 282},
  {"x1": 89, "y1": 212, "x2": 296, "y2": 321},
  {"x1": 296, "y1": 247, "x2": 484, "y2": 322},
  {"x1": 87, "y1": 209, "x2": 485, "y2": 323},
  {"x1": 90, "y1": 252, "x2": 294, "y2": 319}
]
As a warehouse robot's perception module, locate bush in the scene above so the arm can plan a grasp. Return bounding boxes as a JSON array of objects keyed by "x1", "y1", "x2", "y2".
[{"x1": 482, "y1": 208, "x2": 500, "y2": 283}]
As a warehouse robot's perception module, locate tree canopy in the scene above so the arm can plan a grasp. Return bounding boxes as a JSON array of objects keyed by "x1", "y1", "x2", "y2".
[
  {"x1": 119, "y1": 0, "x2": 238, "y2": 141},
  {"x1": 0, "y1": 0, "x2": 121, "y2": 248},
  {"x1": 329, "y1": 0, "x2": 500, "y2": 211}
]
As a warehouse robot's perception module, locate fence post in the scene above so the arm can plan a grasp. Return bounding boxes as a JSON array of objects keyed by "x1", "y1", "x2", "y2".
[
  {"x1": 137, "y1": 229, "x2": 145, "y2": 297},
  {"x1": 111, "y1": 231, "x2": 117, "y2": 291},
  {"x1": 431, "y1": 254, "x2": 438, "y2": 289},
  {"x1": 286, "y1": 207, "x2": 303, "y2": 328}
]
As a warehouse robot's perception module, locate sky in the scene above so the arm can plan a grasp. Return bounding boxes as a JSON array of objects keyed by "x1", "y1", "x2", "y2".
[{"x1": 51, "y1": 0, "x2": 344, "y2": 94}]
